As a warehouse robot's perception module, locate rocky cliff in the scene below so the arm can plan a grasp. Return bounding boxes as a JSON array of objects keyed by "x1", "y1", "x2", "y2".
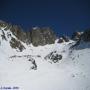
[{"x1": 0, "y1": 20, "x2": 57, "y2": 48}]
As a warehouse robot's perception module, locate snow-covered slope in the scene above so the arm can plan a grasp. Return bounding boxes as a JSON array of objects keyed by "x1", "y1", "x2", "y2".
[{"x1": 0, "y1": 26, "x2": 90, "y2": 90}]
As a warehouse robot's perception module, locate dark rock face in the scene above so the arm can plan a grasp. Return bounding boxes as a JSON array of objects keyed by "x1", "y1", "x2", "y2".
[
  {"x1": 10, "y1": 25, "x2": 31, "y2": 44},
  {"x1": 71, "y1": 31, "x2": 83, "y2": 41},
  {"x1": 0, "y1": 20, "x2": 12, "y2": 30},
  {"x1": 0, "y1": 20, "x2": 8, "y2": 28},
  {"x1": 0, "y1": 21, "x2": 57, "y2": 47},
  {"x1": 30, "y1": 27, "x2": 57, "y2": 46},
  {"x1": 62, "y1": 36, "x2": 70, "y2": 42},
  {"x1": 25, "y1": 31, "x2": 31, "y2": 44},
  {"x1": 10, "y1": 37, "x2": 25, "y2": 52},
  {"x1": 71, "y1": 29, "x2": 90, "y2": 49},
  {"x1": 28, "y1": 58, "x2": 37, "y2": 70},
  {"x1": 10, "y1": 26, "x2": 57, "y2": 46},
  {"x1": 1, "y1": 30, "x2": 7, "y2": 40},
  {"x1": 58, "y1": 38, "x2": 64, "y2": 43},
  {"x1": 58, "y1": 36, "x2": 70, "y2": 43},
  {"x1": 45, "y1": 51, "x2": 62, "y2": 63},
  {"x1": 81, "y1": 29, "x2": 90, "y2": 42},
  {"x1": 0, "y1": 21, "x2": 31, "y2": 45}
]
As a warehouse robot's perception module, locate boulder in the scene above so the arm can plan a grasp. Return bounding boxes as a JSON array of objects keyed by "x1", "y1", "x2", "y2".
[
  {"x1": 28, "y1": 58, "x2": 37, "y2": 70},
  {"x1": 58, "y1": 37, "x2": 65, "y2": 43},
  {"x1": 58, "y1": 36, "x2": 70, "y2": 43},
  {"x1": 45, "y1": 51, "x2": 62, "y2": 63}
]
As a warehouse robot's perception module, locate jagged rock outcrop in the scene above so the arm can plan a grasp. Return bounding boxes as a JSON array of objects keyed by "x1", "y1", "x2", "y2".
[
  {"x1": 30, "y1": 27, "x2": 57, "y2": 46},
  {"x1": 0, "y1": 20, "x2": 57, "y2": 48},
  {"x1": 28, "y1": 58, "x2": 37, "y2": 70},
  {"x1": 71, "y1": 29, "x2": 90, "y2": 49},
  {"x1": 0, "y1": 20, "x2": 31, "y2": 45},
  {"x1": 10, "y1": 25, "x2": 31, "y2": 44},
  {"x1": 2, "y1": 20, "x2": 90, "y2": 50},
  {"x1": 62, "y1": 35, "x2": 70, "y2": 42},
  {"x1": 45, "y1": 51, "x2": 62, "y2": 63},
  {"x1": 10, "y1": 26, "x2": 57, "y2": 46},
  {"x1": 0, "y1": 20, "x2": 8, "y2": 28},
  {"x1": 58, "y1": 36, "x2": 70, "y2": 43},
  {"x1": 10, "y1": 37, "x2": 25, "y2": 52},
  {"x1": 0, "y1": 20, "x2": 12, "y2": 30},
  {"x1": 71, "y1": 31, "x2": 83, "y2": 41},
  {"x1": 58, "y1": 37, "x2": 65, "y2": 43},
  {"x1": 80, "y1": 29, "x2": 90, "y2": 42},
  {"x1": 1, "y1": 30, "x2": 7, "y2": 40},
  {"x1": 0, "y1": 21, "x2": 26, "y2": 51}
]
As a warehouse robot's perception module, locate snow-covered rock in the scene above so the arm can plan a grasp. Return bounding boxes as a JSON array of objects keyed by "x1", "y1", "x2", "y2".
[{"x1": 0, "y1": 21, "x2": 90, "y2": 90}]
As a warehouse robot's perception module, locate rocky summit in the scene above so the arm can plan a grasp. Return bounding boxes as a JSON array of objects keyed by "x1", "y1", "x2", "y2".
[
  {"x1": 30, "y1": 27, "x2": 56, "y2": 46},
  {"x1": 0, "y1": 20, "x2": 90, "y2": 50},
  {"x1": 0, "y1": 21, "x2": 57, "y2": 47}
]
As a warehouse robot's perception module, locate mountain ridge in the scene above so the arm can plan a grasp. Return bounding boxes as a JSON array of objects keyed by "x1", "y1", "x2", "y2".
[
  {"x1": 0, "y1": 20, "x2": 90, "y2": 90},
  {"x1": 0, "y1": 20, "x2": 88, "y2": 47}
]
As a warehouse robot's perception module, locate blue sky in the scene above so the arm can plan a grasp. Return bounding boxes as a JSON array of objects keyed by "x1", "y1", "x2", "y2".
[{"x1": 0, "y1": 0, "x2": 90, "y2": 36}]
